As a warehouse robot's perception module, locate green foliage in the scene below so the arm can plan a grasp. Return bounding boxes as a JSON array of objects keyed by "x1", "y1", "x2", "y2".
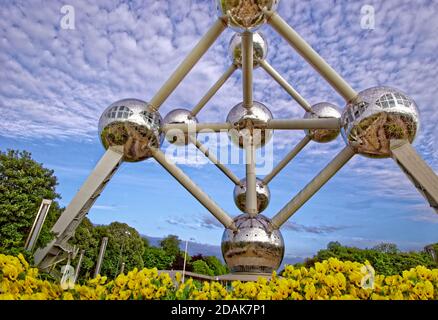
[
  {"x1": 143, "y1": 247, "x2": 174, "y2": 270},
  {"x1": 94, "y1": 222, "x2": 145, "y2": 278},
  {"x1": 305, "y1": 242, "x2": 436, "y2": 276},
  {"x1": 192, "y1": 260, "x2": 214, "y2": 276},
  {"x1": 0, "y1": 149, "x2": 62, "y2": 257},
  {"x1": 372, "y1": 243, "x2": 399, "y2": 254},
  {"x1": 204, "y1": 256, "x2": 228, "y2": 276},
  {"x1": 160, "y1": 235, "x2": 181, "y2": 258},
  {"x1": 69, "y1": 217, "x2": 100, "y2": 281}
]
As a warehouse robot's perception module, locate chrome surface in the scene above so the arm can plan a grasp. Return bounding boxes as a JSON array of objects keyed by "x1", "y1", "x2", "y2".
[
  {"x1": 341, "y1": 87, "x2": 420, "y2": 158},
  {"x1": 229, "y1": 32, "x2": 268, "y2": 68},
  {"x1": 98, "y1": 99, "x2": 163, "y2": 162},
  {"x1": 217, "y1": 0, "x2": 279, "y2": 32},
  {"x1": 221, "y1": 214, "x2": 284, "y2": 273},
  {"x1": 163, "y1": 108, "x2": 198, "y2": 145},
  {"x1": 226, "y1": 101, "x2": 273, "y2": 148},
  {"x1": 234, "y1": 178, "x2": 270, "y2": 213},
  {"x1": 304, "y1": 102, "x2": 341, "y2": 143}
]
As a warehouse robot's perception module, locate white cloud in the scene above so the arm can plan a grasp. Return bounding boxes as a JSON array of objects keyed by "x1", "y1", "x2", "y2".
[{"x1": 0, "y1": 0, "x2": 437, "y2": 220}]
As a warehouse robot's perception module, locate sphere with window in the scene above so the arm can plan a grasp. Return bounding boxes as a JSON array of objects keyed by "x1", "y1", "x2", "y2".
[{"x1": 341, "y1": 87, "x2": 420, "y2": 158}]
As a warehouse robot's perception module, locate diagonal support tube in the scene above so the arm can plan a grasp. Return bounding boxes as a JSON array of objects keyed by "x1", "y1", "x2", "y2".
[
  {"x1": 149, "y1": 18, "x2": 227, "y2": 111},
  {"x1": 245, "y1": 137, "x2": 258, "y2": 216},
  {"x1": 263, "y1": 136, "x2": 311, "y2": 185},
  {"x1": 265, "y1": 11, "x2": 358, "y2": 103},
  {"x1": 191, "y1": 64, "x2": 237, "y2": 116},
  {"x1": 390, "y1": 139, "x2": 438, "y2": 214},
  {"x1": 150, "y1": 147, "x2": 237, "y2": 230},
  {"x1": 34, "y1": 147, "x2": 124, "y2": 270},
  {"x1": 242, "y1": 31, "x2": 253, "y2": 108},
  {"x1": 272, "y1": 146, "x2": 355, "y2": 229},
  {"x1": 190, "y1": 136, "x2": 240, "y2": 185},
  {"x1": 259, "y1": 59, "x2": 312, "y2": 113},
  {"x1": 267, "y1": 118, "x2": 341, "y2": 130}
]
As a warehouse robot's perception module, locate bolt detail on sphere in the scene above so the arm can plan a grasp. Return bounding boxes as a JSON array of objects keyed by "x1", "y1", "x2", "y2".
[
  {"x1": 163, "y1": 109, "x2": 198, "y2": 145},
  {"x1": 222, "y1": 214, "x2": 284, "y2": 273},
  {"x1": 229, "y1": 32, "x2": 268, "y2": 68},
  {"x1": 217, "y1": 0, "x2": 280, "y2": 32},
  {"x1": 227, "y1": 101, "x2": 273, "y2": 148},
  {"x1": 234, "y1": 178, "x2": 271, "y2": 213},
  {"x1": 304, "y1": 102, "x2": 341, "y2": 143},
  {"x1": 341, "y1": 87, "x2": 420, "y2": 158},
  {"x1": 98, "y1": 99, "x2": 163, "y2": 162}
]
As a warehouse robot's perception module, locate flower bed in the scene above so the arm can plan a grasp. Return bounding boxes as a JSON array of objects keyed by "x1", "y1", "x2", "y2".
[{"x1": 0, "y1": 254, "x2": 437, "y2": 300}]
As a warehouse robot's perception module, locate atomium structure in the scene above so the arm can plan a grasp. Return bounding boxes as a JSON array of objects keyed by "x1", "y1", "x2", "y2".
[{"x1": 34, "y1": 0, "x2": 438, "y2": 275}]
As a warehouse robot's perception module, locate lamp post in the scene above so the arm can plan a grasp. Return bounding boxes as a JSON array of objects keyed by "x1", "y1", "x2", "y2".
[
  {"x1": 117, "y1": 230, "x2": 131, "y2": 275},
  {"x1": 182, "y1": 237, "x2": 195, "y2": 283}
]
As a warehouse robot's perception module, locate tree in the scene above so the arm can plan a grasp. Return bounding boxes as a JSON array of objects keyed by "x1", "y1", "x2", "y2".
[
  {"x1": 69, "y1": 217, "x2": 100, "y2": 281},
  {"x1": 95, "y1": 222, "x2": 145, "y2": 278},
  {"x1": 171, "y1": 253, "x2": 192, "y2": 272},
  {"x1": 160, "y1": 235, "x2": 181, "y2": 258},
  {"x1": 372, "y1": 243, "x2": 399, "y2": 254},
  {"x1": 305, "y1": 242, "x2": 436, "y2": 276},
  {"x1": 143, "y1": 247, "x2": 174, "y2": 270},
  {"x1": 189, "y1": 254, "x2": 228, "y2": 275},
  {"x1": 0, "y1": 149, "x2": 62, "y2": 259},
  {"x1": 204, "y1": 256, "x2": 228, "y2": 276},
  {"x1": 192, "y1": 260, "x2": 214, "y2": 276}
]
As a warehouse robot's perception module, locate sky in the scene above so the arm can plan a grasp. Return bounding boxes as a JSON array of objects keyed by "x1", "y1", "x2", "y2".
[{"x1": 0, "y1": 0, "x2": 437, "y2": 261}]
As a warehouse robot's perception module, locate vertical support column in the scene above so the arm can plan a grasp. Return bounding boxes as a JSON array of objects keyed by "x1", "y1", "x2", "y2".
[
  {"x1": 74, "y1": 249, "x2": 85, "y2": 282},
  {"x1": 242, "y1": 31, "x2": 253, "y2": 108},
  {"x1": 94, "y1": 237, "x2": 108, "y2": 278},
  {"x1": 245, "y1": 137, "x2": 258, "y2": 216},
  {"x1": 24, "y1": 199, "x2": 52, "y2": 251}
]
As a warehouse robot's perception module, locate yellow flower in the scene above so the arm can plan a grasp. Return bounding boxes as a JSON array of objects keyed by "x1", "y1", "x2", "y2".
[{"x1": 3, "y1": 264, "x2": 19, "y2": 281}]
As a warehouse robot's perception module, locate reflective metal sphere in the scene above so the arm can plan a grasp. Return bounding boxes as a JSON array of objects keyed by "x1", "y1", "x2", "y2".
[
  {"x1": 341, "y1": 87, "x2": 420, "y2": 158},
  {"x1": 229, "y1": 32, "x2": 268, "y2": 68},
  {"x1": 304, "y1": 102, "x2": 341, "y2": 143},
  {"x1": 217, "y1": 0, "x2": 280, "y2": 32},
  {"x1": 98, "y1": 99, "x2": 163, "y2": 162},
  {"x1": 234, "y1": 178, "x2": 270, "y2": 213},
  {"x1": 221, "y1": 214, "x2": 284, "y2": 273},
  {"x1": 226, "y1": 101, "x2": 273, "y2": 148},
  {"x1": 163, "y1": 109, "x2": 198, "y2": 145}
]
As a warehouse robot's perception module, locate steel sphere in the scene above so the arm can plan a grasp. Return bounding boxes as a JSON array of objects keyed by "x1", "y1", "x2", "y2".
[
  {"x1": 98, "y1": 99, "x2": 163, "y2": 162},
  {"x1": 234, "y1": 178, "x2": 270, "y2": 213},
  {"x1": 221, "y1": 214, "x2": 284, "y2": 273},
  {"x1": 341, "y1": 87, "x2": 420, "y2": 158},
  {"x1": 304, "y1": 103, "x2": 341, "y2": 143},
  {"x1": 226, "y1": 101, "x2": 273, "y2": 148},
  {"x1": 217, "y1": 0, "x2": 280, "y2": 32},
  {"x1": 229, "y1": 32, "x2": 268, "y2": 68},
  {"x1": 163, "y1": 109, "x2": 198, "y2": 145}
]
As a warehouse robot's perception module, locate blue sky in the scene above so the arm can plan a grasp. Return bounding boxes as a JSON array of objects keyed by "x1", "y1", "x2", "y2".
[{"x1": 0, "y1": 0, "x2": 437, "y2": 260}]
